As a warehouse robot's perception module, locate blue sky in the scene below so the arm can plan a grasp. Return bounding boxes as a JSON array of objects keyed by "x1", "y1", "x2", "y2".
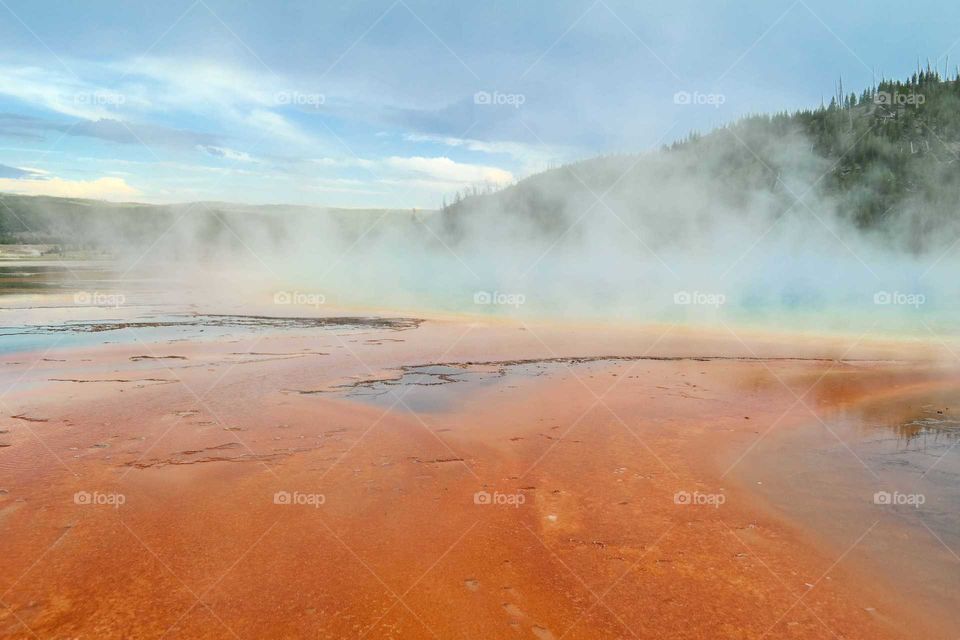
[{"x1": 0, "y1": 0, "x2": 958, "y2": 208}]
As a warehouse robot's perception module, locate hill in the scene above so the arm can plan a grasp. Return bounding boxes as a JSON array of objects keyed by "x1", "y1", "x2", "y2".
[{"x1": 441, "y1": 68, "x2": 960, "y2": 253}]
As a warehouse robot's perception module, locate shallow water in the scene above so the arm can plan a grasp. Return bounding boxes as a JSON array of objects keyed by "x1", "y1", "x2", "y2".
[
  {"x1": 742, "y1": 384, "x2": 960, "y2": 633},
  {"x1": 0, "y1": 260, "x2": 116, "y2": 295},
  {"x1": 0, "y1": 312, "x2": 423, "y2": 356},
  {"x1": 329, "y1": 363, "x2": 549, "y2": 413},
  {"x1": 0, "y1": 260, "x2": 428, "y2": 355}
]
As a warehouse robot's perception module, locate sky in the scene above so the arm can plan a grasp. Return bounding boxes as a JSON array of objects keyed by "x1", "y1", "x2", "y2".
[{"x1": 1, "y1": 0, "x2": 959, "y2": 208}]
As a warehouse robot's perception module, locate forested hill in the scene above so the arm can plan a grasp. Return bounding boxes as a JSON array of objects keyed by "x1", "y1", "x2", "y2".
[{"x1": 442, "y1": 69, "x2": 960, "y2": 251}]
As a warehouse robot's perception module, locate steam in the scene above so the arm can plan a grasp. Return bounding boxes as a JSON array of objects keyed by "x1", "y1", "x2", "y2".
[{"x1": 73, "y1": 120, "x2": 960, "y2": 338}]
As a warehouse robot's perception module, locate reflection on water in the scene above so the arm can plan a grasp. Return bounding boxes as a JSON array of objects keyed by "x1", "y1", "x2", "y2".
[
  {"x1": 339, "y1": 364, "x2": 504, "y2": 413},
  {"x1": 315, "y1": 361, "x2": 561, "y2": 413},
  {"x1": 739, "y1": 379, "x2": 960, "y2": 633},
  {"x1": 830, "y1": 394, "x2": 960, "y2": 545},
  {"x1": 886, "y1": 412, "x2": 960, "y2": 450},
  {"x1": 850, "y1": 396, "x2": 960, "y2": 479},
  {"x1": 0, "y1": 260, "x2": 118, "y2": 295}
]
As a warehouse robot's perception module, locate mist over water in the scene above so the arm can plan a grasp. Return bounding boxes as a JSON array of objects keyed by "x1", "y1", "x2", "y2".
[{"x1": 99, "y1": 124, "x2": 958, "y2": 340}]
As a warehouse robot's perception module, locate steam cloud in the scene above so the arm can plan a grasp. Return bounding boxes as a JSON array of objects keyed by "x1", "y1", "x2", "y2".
[{"x1": 18, "y1": 117, "x2": 956, "y2": 337}]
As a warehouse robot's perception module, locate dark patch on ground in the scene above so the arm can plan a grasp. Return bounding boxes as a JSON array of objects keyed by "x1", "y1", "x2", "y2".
[{"x1": 1, "y1": 314, "x2": 423, "y2": 336}]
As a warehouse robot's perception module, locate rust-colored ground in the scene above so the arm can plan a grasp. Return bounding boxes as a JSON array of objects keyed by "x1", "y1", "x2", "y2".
[{"x1": 0, "y1": 317, "x2": 957, "y2": 638}]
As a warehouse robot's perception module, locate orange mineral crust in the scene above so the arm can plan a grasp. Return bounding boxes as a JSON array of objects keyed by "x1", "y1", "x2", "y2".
[{"x1": 1, "y1": 317, "x2": 957, "y2": 638}]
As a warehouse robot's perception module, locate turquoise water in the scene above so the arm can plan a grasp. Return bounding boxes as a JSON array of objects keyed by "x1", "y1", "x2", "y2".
[{"x1": 2, "y1": 258, "x2": 957, "y2": 360}]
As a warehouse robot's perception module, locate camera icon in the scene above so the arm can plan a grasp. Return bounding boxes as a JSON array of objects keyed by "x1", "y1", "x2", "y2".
[
  {"x1": 473, "y1": 491, "x2": 492, "y2": 505},
  {"x1": 273, "y1": 291, "x2": 292, "y2": 305},
  {"x1": 74, "y1": 491, "x2": 92, "y2": 505},
  {"x1": 873, "y1": 291, "x2": 891, "y2": 305},
  {"x1": 274, "y1": 491, "x2": 292, "y2": 505},
  {"x1": 673, "y1": 91, "x2": 691, "y2": 105},
  {"x1": 673, "y1": 291, "x2": 691, "y2": 305},
  {"x1": 474, "y1": 291, "x2": 492, "y2": 305},
  {"x1": 873, "y1": 491, "x2": 892, "y2": 505},
  {"x1": 873, "y1": 91, "x2": 891, "y2": 105},
  {"x1": 73, "y1": 291, "x2": 92, "y2": 305},
  {"x1": 275, "y1": 91, "x2": 291, "y2": 105},
  {"x1": 673, "y1": 490, "x2": 691, "y2": 505},
  {"x1": 474, "y1": 91, "x2": 491, "y2": 105}
]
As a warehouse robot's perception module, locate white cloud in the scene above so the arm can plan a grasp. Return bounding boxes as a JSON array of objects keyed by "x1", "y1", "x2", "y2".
[
  {"x1": 310, "y1": 157, "x2": 376, "y2": 169},
  {"x1": 0, "y1": 58, "x2": 328, "y2": 151},
  {"x1": 197, "y1": 145, "x2": 257, "y2": 162},
  {"x1": 245, "y1": 109, "x2": 310, "y2": 145},
  {"x1": 384, "y1": 155, "x2": 513, "y2": 185},
  {"x1": 0, "y1": 65, "x2": 121, "y2": 120},
  {"x1": 304, "y1": 177, "x2": 391, "y2": 195},
  {"x1": 114, "y1": 58, "x2": 271, "y2": 110},
  {"x1": 0, "y1": 56, "x2": 523, "y2": 206},
  {"x1": 16, "y1": 166, "x2": 50, "y2": 176},
  {"x1": 309, "y1": 154, "x2": 514, "y2": 190},
  {"x1": 403, "y1": 133, "x2": 573, "y2": 176},
  {"x1": 0, "y1": 176, "x2": 139, "y2": 200},
  {"x1": 111, "y1": 59, "x2": 328, "y2": 149}
]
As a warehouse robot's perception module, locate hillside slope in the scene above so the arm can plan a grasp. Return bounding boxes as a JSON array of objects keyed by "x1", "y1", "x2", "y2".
[{"x1": 442, "y1": 69, "x2": 960, "y2": 253}]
